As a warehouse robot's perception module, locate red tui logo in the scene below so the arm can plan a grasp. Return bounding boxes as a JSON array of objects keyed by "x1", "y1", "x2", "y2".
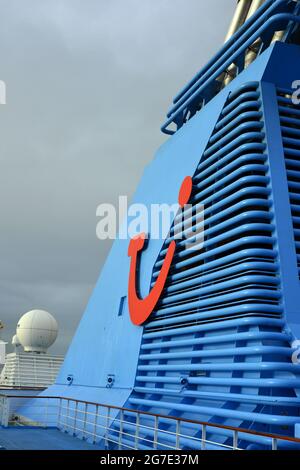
[{"x1": 128, "y1": 176, "x2": 193, "y2": 326}]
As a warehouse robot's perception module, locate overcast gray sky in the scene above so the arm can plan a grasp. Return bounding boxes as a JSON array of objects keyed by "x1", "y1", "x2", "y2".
[{"x1": 0, "y1": 0, "x2": 235, "y2": 354}]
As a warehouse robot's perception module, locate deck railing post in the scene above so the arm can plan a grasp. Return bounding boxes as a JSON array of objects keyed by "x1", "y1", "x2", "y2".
[
  {"x1": 82, "y1": 402, "x2": 88, "y2": 440},
  {"x1": 44, "y1": 398, "x2": 49, "y2": 428},
  {"x1": 135, "y1": 412, "x2": 140, "y2": 450},
  {"x1": 176, "y1": 420, "x2": 181, "y2": 450},
  {"x1": 66, "y1": 399, "x2": 70, "y2": 432},
  {"x1": 105, "y1": 406, "x2": 111, "y2": 449},
  {"x1": 272, "y1": 438, "x2": 278, "y2": 451},
  {"x1": 0, "y1": 396, "x2": 9, "y2": 427},
  {"x1": 93, "y1": 404, "x2": 99, "y2": 445},
  {"x1": 73, "y1": 401, "x2": 78, "y2": 436},
  {"x1": 201, "y1": 424, "x2": 207, "y2": 450},
  {"x1": 233, "y1": 430, "x2": 239, "y2": 450},
  {"x1": 153, "y1": 416, "x2": 159, "y2": 450},
  {"x1": 118, "y1": 410, "x2": 124, "y2": 450},
  {"x1": 57, "y1": 398, "x2": 62, "y2": 430},
  {"x1": 0, "y1": 396, "x2": 4, "y2": 426}
]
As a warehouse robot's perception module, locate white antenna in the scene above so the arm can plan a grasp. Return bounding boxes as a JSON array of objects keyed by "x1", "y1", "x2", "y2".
[{"x1": 16, "y1": 310, "x2": 58, "y2": 353}]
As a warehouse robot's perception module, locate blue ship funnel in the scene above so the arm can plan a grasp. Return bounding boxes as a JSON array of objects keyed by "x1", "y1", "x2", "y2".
[{"x1": 42, "y1": 0, "x2": 300, "y2": 449}]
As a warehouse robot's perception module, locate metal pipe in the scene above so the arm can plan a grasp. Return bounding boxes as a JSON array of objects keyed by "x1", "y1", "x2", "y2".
[
  {"x1": 172, "y1": 0, "x2": 275, "y2": 106},
  {"x1": 128, "y1": 397, "x2": 300, "y2": 426},
  {"x1": 138, "y1": 362, "x2": 298, "y2": 373},
  {"x1": 246, "y1": 0, "x2": 266, "y2": 19},
  {"x1": 224, "y1": 0, "x2": 253, "y2": 43},
  {"x1": 225, "y1": 0, "x2": 267, "y2": 84},
  {"x1": 244, "y1": 0, "x2": 267, "y2": 67},
  {"x1": 221, "y1": 0, "x2": 253, "y2": 85},
  {"x1": 141, "y1": 331, "x2": 289, "y2": 350}
]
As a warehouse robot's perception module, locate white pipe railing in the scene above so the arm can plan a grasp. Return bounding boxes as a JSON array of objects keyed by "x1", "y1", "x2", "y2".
[{"x1": 0, "y1": 394, "x2": 299, "y2": 451}]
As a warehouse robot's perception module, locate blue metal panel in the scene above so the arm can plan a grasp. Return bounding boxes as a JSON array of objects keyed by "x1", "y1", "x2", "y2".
[
  {"x1": 44, "y1": 78, "x2": 228, "y2": 407},
  {"x1": 46, "y1": 42, "x2": 288, "y2": 407}
]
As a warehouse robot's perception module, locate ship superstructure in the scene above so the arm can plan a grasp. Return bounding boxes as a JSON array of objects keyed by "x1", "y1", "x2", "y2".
[
  {"x1": 0, "y1": 310, "x2": 63, "y2": 389},
  {"x1": 1, "y1": 0, "x2": 300, "y2": 450}
]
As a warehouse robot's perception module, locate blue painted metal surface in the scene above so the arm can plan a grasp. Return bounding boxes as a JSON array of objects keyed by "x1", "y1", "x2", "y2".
[
  {"x1": 108, "y1": 75, "x2": 300, "y2": 449},
  {"x1": 46, "y1": 68, "x2": 228, "y2": 410},
  {"x1": 15, "y1": 0, "x2": 300, "y2": 450}
]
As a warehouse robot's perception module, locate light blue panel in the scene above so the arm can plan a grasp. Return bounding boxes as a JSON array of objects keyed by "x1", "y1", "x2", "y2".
[{"x1": 43, "y1": 83, "x2": 229, "y2": 406}]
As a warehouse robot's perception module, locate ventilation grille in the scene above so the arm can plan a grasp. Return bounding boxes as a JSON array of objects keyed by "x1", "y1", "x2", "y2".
[
  {"x1": 148, "y1": 82, "x2": 281, "y2": 334},
  {"x1": 115, "y1": 83, "x2": 299, "y2": 446},
  {"x1": 277, "y1": 88, "x2": 300, "y2": 280}
]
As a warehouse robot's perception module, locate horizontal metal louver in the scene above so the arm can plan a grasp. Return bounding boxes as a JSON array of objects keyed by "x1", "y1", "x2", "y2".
[
  {"x1": 149, "y1": 82, "x2": 280, "y2": 333},
  {"x1": 277, "y1": 88, "x2": 300, "y2": 280},
  {"x1": 105, "y1": 83, "x2": 300, "y2": 450}
]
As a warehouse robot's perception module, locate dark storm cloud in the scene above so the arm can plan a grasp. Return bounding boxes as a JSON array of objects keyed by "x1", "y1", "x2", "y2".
[{"x1": 0, "y1": 0, "x2": 235, "y2": 353}]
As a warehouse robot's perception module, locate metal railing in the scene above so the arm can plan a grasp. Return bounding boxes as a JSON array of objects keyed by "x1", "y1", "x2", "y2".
[
  {"x1": 161, "y1": 0, "x2": 300, "y2": 134},
  {"x1": 1, "y1": 394, "x2": 300, "y2": 450}
]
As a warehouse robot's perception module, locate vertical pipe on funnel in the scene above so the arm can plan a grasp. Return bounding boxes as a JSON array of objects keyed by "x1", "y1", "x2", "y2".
[
  {"x1": 244, "y1": 0, "x2": 266, "y2": 67},
  {"x1": 224, "y1": 0, "x2": 253, "y2": 43},
  {"x1": 223, "y1": 0, "x2": 253, "y2": 86}
]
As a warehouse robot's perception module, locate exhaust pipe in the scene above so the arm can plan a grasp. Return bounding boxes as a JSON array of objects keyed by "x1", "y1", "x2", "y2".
[
  {"x1": 245, "y1": 0, "x2": 265, "y2": 19},
  {"x1": 224, "y1": 0, "x2": 252, "y2": 43},
  {"x1": 244, "y1": 0, "x2": 266, "y2": 68},
  {"x1": 224, "y1": 0, "x2": 266, "y2": 86},
  {"x1": 222, "y1": 0, "x2": 253, "y2": 86}
]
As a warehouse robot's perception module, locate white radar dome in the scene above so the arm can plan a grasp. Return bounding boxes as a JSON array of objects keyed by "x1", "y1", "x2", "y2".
[{"x1": 16, "y1": 310, "x2": 58, "y2": 353}]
